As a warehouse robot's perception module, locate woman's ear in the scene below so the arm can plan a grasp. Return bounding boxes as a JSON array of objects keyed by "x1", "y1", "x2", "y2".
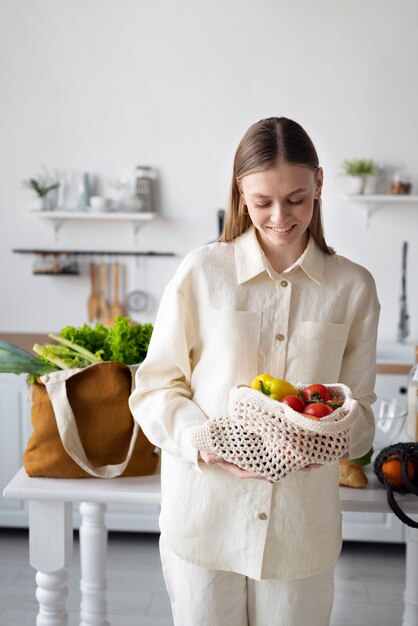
[{"x1": 315, "y1": 167, "x2": 324, "y2": 199}]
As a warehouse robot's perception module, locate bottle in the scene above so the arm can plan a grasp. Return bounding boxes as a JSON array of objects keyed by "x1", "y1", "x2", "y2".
[
  {"x1": 77, "y1": 172, "x2": 91, "y2": 212},
  {"x1": 406, "y1": 346, "x2": 418, "y2": 440}
]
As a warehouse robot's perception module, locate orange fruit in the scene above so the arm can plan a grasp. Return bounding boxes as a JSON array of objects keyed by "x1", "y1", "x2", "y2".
[{"x1": 381, "y1": 454, "x2": 414, "y2": 487}]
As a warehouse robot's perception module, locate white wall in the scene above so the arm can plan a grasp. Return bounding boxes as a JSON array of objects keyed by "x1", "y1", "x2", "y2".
[{"x1": 1, "y1": 0, "x2": 418, "y2": 344}]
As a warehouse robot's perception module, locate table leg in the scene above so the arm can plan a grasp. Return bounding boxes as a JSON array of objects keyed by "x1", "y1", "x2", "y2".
[
  {"x1": 79, "y1": 502, "x2": 110, "y2": 626},
  {"x1": 403, "y1": 525, "x2": 418, "y2": 626},
  {"x1": 29, "y1": 500, "x2": 73, "y2": 626}
]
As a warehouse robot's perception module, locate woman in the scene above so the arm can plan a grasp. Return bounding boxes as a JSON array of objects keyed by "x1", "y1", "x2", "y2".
[{"x1": 129, "y1": 116, "x2": 380, "y2": 625}]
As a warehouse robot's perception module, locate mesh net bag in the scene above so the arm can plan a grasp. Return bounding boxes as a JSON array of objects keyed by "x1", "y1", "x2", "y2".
[
  {"x1": 191, "y1": 383, "x2": 358, "y2": 482},
  {"x1": 374, "y1": 443, "x2": 418, "y2": 528}
]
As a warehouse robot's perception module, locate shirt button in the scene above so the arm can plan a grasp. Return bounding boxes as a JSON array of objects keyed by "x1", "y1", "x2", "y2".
[
  {"x1": 276, "y1": 333, "x2": 285, "y2": 342},
  {"x1": 280, "y1": 280, "x2": 288, "y2": 287},
  {"x1": 257, "y1": 512, "x2": 268, "y2": 520}
]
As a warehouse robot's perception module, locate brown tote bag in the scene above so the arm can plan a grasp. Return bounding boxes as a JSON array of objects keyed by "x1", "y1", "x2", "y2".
[{"x1": 23, "y1": 361, "x2": 159, "y2": 478}]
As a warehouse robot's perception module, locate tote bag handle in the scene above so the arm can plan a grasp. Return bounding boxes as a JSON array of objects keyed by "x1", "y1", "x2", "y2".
[{"x1": 41, "y1": 364, "x2": 139, "y2": 478}]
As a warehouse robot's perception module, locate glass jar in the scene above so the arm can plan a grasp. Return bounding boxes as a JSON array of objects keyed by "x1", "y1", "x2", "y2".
[{"x1": 135, "y1": 166, "x2": 157, "y2": 213}]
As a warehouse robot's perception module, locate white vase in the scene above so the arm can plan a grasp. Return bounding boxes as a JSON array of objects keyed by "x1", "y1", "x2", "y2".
[
  {"x1": 347, "y1": 176, "x2": 367, "y2": 195},
  {"x1": 364, "y1": 174, "x2": 377, "y2": 194},
  {"x1": 31, "y1": 196, "x2": 44, "y2": 211}
]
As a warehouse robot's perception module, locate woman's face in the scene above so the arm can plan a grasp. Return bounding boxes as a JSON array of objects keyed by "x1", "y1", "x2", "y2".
[{"x1": 239, "y1": 162, "x2": 323, "y2": 262}]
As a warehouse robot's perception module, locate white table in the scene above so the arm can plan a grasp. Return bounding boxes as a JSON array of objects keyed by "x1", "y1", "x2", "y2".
[{"x1": 3, "y1": 467, "x2": 418, "y2": 626}]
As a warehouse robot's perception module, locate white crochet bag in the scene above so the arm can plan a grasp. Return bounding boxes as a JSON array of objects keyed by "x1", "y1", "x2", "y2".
[{"x1": 191, "y1": 383, "x2": 358, "y2": 482}]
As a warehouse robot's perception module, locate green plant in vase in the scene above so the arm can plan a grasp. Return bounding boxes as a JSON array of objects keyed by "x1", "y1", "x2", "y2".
[
  {"x1": 23, "y1": 170, "x2": 59, "y2": 210},
  {"x1": 342, "y1": 159, "x2": 376, "y2": 194}
]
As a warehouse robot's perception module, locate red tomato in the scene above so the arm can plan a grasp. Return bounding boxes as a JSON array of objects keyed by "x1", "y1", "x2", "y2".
[
  {"x1": 303, "y1": 403, "x2": 333, "y2": 418},
  {"x1": 302, "y1": 384, "x2": 331, "y2": 403},
  {"x1": 282, "y1": 395, "x2": 305, "y2": 412}
]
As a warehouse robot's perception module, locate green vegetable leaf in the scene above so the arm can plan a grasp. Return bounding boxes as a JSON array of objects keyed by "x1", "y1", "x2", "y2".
[
  {"x1": 48, "y1": 333, "x2": 103, "y2": 364},
  {"x1": 103, "y1": 317, "x2": 153, "y2": 364},
  {"x1": 59, "y1": 323, "x2": 108, "y2": 355},
  {"x1": 0, "y1": 339, "x2": 58, "y2": 376},
  {"x1": 306, "y1": 392, "x2": 325, "y2": 404},
  {"x1": 349, "y1": 447, "x2": 374, "y2": 467},
  {"x1": 8, "y1": 317, "x2": 155, "y2": 382}
]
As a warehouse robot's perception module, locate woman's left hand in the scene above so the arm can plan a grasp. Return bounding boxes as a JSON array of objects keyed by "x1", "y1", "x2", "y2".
[{"x1": 199, "y1": 450, "x2": 266, "y2": 480}]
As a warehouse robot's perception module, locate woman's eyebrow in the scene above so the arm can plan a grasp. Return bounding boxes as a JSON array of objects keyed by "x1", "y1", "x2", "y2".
[
  {"x1": 287, "y1": 187, "x2": 308, "y2": 196},
  {"x1": 250, "y1": 187, "x2": 308, "y2": 199}
]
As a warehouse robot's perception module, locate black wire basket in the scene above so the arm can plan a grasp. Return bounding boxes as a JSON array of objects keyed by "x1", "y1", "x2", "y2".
[{"x1": 374, "y1": 442, "x2": 418, "y2": 528}]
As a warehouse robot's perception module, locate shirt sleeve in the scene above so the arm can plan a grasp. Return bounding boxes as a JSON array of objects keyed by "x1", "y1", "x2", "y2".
[
  {"x1": 338, "y1": 307, "x2": 380, "y2": 459},
  {"x1": 128, "y1": 279, "x2": 205, "y2": 471}
]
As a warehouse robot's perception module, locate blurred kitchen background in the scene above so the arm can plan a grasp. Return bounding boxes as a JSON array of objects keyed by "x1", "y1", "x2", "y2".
[
  {"x1": 2, "y1": 3, "x2": 418, "y2": 624},
  {"x1": 0, "y1": 0, "x2": 417, "y2": 343}
]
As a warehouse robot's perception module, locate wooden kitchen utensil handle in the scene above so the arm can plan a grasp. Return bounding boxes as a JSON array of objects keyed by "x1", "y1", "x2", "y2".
[
  {"x1": 110, "y1": 261, "x2": 127, "y2": 317},
  {"x1": 87, "y1": 262, "x2": 99, "y2": 322},
  {"x1": 98, "y1": 263, "x2": 111, "y2": 323}
]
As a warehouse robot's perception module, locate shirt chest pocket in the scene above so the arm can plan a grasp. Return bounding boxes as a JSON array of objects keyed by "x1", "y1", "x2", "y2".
[
  {"x1": 296, "y1": 321, "x2": 350, "y2": 384},
  {"x1": 201, "y1": 308, "x2": 262, "y2": 390}
]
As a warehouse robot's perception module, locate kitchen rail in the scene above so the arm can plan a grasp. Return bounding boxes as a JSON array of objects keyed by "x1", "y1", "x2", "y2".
[{"x1": 13, "y1": 248, "x2": 176, "y2": 257}]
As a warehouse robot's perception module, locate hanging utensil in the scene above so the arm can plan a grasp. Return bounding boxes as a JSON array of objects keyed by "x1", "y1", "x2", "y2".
[
  {"x1": 110, "y1": 261, "x2": 127, "y2": 318},
  {"x1": 87, "y1": 262, "x2": 100, "y2": 322},
  {"x1": 125, "y1": 257, "x2": 149, "y2": 314},
  {"x1": 397, "y1": 241, "x2": 410, "y2": 343},
  {"x1": 97, "y1": 262, "x2": 112, "y2": 324}
]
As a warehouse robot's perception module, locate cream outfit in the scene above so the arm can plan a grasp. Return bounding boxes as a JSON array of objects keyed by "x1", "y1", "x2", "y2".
[
  {"x1": 129, "y1": 226, "x2": 380, "y2": 582},
  {"x1": 159, "y1": 535, "x2": 335, "y2": 626}
]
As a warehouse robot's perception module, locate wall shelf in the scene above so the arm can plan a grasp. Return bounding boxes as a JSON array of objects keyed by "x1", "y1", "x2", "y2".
[
  {"x1": 28, "y1": 210, "x2": 155, "y2": 241},
  {"x1": 343, "y1": 194, "x2": 418, "y2": 226}
]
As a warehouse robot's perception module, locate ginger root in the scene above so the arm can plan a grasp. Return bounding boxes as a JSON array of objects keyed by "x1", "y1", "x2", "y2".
[{"x1": 339, "y1": 459, "x2": 368, "y2": 488}]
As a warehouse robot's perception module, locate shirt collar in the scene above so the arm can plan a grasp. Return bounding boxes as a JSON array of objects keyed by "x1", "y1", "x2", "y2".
[{"x1": 234, "y1": 226, "x2": 324, "y2": 285}]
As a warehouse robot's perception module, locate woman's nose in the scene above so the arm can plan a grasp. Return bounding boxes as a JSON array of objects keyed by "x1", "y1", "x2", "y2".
[{"x1": 270, "y1": 202, "x2": 288, "y2": 223}]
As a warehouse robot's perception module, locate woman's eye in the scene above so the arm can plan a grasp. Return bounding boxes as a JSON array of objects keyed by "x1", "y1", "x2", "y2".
[
  {"x1": 287, "y1": 198, "x2": 304, "y2": 205},
  {"x1": 254, "y1": 202, "x2": 271, "y2": 209}
]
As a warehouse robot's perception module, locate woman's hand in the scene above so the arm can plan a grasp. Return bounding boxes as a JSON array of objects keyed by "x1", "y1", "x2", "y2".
[
  {"x1": 300, "y1": 451, "x2": 349, "y2": 472},
  {"x1": 199, "y1": 450, "x2": 265, "y2": 480},
  {"x1": 299, "y1": 463, "x2": 322, "y2": 472}
]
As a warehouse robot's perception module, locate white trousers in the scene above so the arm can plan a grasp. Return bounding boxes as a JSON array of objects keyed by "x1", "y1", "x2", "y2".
[{"x1": 159, "y1": 536, "x2": 335, "y2": 626}]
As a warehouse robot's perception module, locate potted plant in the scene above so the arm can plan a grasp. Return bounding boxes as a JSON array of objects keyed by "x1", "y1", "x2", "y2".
[
  {"x1": 23, "y1": 170, "x2": 59, "y2": 210},
  {"x1": 342, "y1": 158, "x2": 376, "y2": 194}
]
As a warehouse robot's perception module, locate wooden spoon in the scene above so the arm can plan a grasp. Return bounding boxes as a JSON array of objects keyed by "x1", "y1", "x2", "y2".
[
  {"x1": 110, "y1": 261, "x2": 127, "y2": 318},
  {"x1": 87, "y1": 262, "x2": 100, "y2": 322},
  {"x1": 97, "y1": 263, "x2": 112, "y2": 324}
]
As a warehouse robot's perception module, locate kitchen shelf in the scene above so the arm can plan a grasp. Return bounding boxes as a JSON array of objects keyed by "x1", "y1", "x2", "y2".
[
  {"x1": 343, "y1": 194, "x2": 418, "y2": 226},
  {"x1": 28, "y1": 210, "x2": 155, "y2": 240},
  {"x1": 13, "y1": 248, "x2": 175, "y2": 258}
]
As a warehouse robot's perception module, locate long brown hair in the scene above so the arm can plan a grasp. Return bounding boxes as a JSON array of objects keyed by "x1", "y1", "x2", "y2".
[{"x1": 219, "y1": 117, "x2": 334, "y2": 255}]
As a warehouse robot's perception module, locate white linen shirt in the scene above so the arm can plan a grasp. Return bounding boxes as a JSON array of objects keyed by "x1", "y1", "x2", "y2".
[{"x1": 129, "y1": 226, "x2": 380, "y2": 581}]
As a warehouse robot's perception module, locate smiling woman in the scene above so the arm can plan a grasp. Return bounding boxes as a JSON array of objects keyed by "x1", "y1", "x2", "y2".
[
  {"x1": 220, "y1": 117, "x2": 334, "y2": 267},
  {"x1": 239, "y1": 163, "x2": 323, "y2": 273},
  {"x1": 128, "y1": 116, "x2": 380, "y2": 626}
]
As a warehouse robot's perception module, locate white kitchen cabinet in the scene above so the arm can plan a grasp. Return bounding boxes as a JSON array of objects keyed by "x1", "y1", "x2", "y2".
[{"x1": 0, "y1": 374, "x2": 31, "y2": 526}]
